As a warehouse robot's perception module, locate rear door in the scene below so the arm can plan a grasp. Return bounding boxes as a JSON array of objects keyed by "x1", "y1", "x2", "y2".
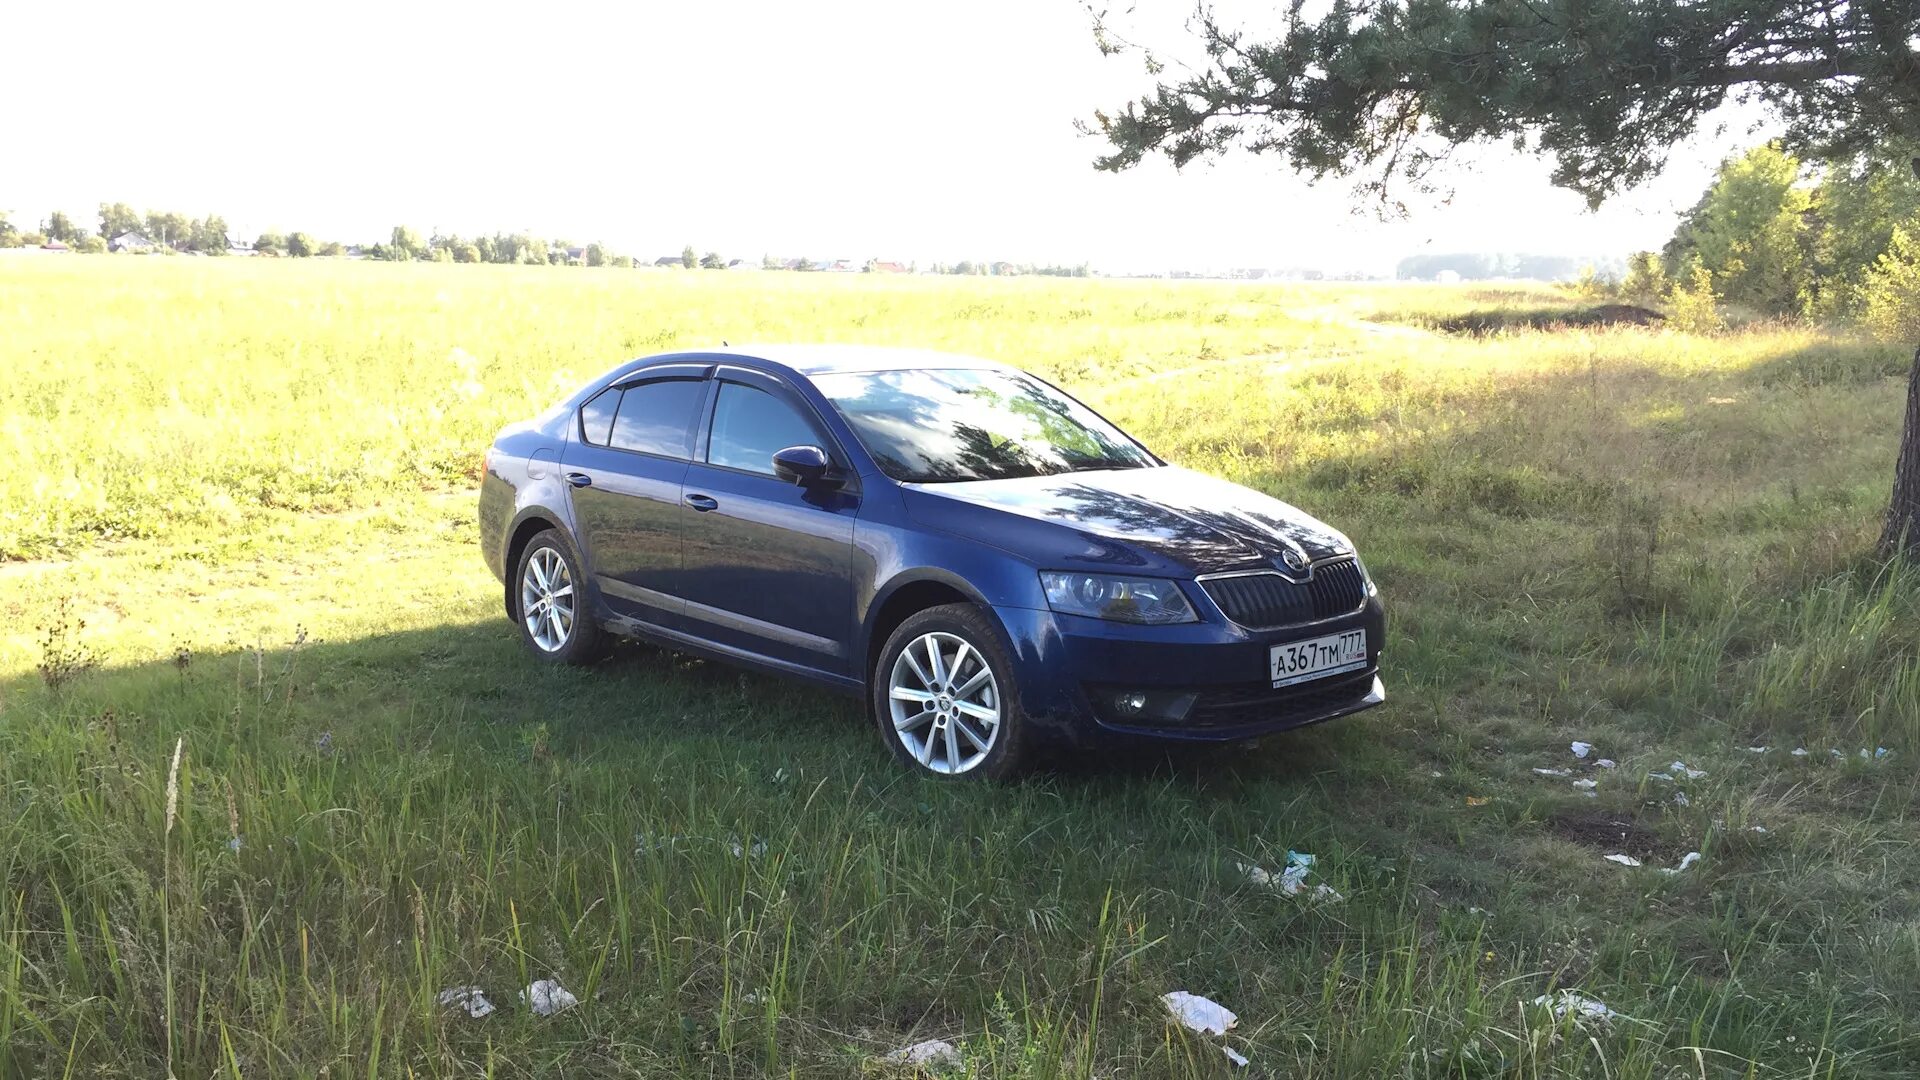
[
  {"x1": 677, "y1": 368, "x2": 861, "y2": 675},
  {"x1": 561, "y1": 364, "x2": 712, "y2": 627}
]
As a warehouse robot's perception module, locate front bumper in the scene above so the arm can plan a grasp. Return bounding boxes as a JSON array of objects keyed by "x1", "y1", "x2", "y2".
[{"x1": 994, "y1": 595, "x2": 1387, "y2": 744}]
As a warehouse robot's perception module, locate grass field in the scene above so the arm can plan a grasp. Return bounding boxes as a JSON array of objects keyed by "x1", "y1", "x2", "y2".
[{"x1": 3, "y1": 257, "x2": 1919, "y2": 1077}]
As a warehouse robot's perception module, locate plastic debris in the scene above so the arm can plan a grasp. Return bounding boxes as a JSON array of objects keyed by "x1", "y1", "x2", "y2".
[
  {"x1": 728, "y1": 837, "x2": 769, "y2": 858},
  {"x1": 1745, "y1": 746, "x2": 1771, "y2": 754},
  {"x1": 521, "y1": 979, "x2": 578, "y2": 1017},
  {"x1": 438, "y1": 985, "x2": 496, "y2": 1018},
  {"x1": 1648, "y1": 772, "x2": 1673, "y2": 782},
  {"x1": 1596, "y1": 758, "x2": 1617, "y2": 769},
  {"x1": 1532, "y1": 767, "x2": 1572, "y2": 777},
  {"x1": 1831, "y1": 748, "x2": 1845, "y2": 759},
  {"x1": 1532, "y1": 990, "x2": 1622, "y2": 1024},
  {"x1": 1790, "y1": 748, "x2": 1809, "y2": 757},
  {"x1": 1672, "y1": 791, "x2": 1690, "y2": 808},
  {"x1": 1465, "y1": 796, "x2": 1490, "y2": 807},
  {"x1": 1749, "y1": 825, "x2": 1769, "y2": 834},
  {"x1": 1603, "y1": 854, "x2": 1641, "y2": 867},
  {"x1": 1223, "y1": 1046, "x2": 1250, "y2": 1067},
  {"x1": 1309, "y1": 883, "x2": 1345, "y2": 903},
  {"x1": 1668, "y1": 760, "x2": 1707, "y2": 780},
  {"x1": 1861, "y1": 747, "x2": 1892, "y2": 761},
  {"x1": 226, "y1": 836, "x2": 243, "y2": 854},
  {"x1": 1571, "y1": 779, "x2": 1597, "y2": 790},
  {"x1": 1658, "y1": 851, "x2": 1702, "y2": 875},
  {"x1": 1570, "y1": 741, "x2": 1594, "y2": 759},
  {"x1": 886, "y1": 1039, "x2": 962, "y2": 1068},
  {"x1": 1162, "y1": 991, "x2": 1237, "y2": 1036}
]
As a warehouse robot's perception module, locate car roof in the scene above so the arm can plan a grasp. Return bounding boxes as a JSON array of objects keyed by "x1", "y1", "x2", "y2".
[{"x1": 692, "y1": 344, "x2": 1016, "y2": 378}]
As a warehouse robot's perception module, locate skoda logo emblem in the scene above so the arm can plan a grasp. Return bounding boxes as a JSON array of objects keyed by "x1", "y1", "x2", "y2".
[{"x1": 1279, "y1": 548, "x2": 1309, "y2": 572}]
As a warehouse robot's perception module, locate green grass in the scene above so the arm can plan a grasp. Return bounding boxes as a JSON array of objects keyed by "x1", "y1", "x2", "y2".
[{"x1": 3, "y1": 257, "x2": 1919, "y2": 1077}]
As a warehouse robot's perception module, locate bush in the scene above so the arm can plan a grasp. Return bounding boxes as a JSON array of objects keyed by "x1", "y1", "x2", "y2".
[
  {"x1": 1667, "y1": 262, "x2": 1726, "y2": 334},
  {"x1": 1861, "y1": 221, "x2": 1920, "y2": 344}
]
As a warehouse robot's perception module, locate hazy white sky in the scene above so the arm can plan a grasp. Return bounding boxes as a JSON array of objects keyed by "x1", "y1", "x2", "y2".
[{"x1": 4, "y1": 0, "x2": 1772, "y2": 272}]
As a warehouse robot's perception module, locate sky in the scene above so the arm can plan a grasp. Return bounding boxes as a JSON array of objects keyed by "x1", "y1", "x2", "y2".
[{"x1": 3, "y1": 0, "x2": 1776, "y2": 274}]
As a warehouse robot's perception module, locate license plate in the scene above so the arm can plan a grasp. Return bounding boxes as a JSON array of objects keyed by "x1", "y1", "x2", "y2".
[{"x1": 1270, "y1": 629, "x2": 1368, "y2": 688}]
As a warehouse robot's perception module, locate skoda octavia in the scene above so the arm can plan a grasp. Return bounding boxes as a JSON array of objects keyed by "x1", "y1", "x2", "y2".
[{"x1": 479, "y1": 347, "x2": 1385, "y2": 779}]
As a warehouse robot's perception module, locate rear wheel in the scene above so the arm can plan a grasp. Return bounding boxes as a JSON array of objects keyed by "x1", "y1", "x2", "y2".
[
  {"x1": 873, "y1": 604, "x2": 1030, "y2": 780},
  {"x1": 514, "y1": 529, "x2": 605, "y2": 665}
]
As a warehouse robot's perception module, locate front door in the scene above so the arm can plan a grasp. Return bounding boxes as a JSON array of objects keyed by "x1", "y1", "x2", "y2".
[
  {"x1": 677, "y1": 370, "x2": 860, "y2": 675},
  {"x1": 562, "y1": 369, "x2": 710, "y2": 627}
]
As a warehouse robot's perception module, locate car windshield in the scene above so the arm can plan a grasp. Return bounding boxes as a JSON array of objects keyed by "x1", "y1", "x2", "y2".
[{"x1": 814, "y1": 368, "x2": 1156, "y2": 483}]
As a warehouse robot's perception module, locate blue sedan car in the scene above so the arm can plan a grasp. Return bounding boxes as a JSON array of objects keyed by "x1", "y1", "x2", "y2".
[{"x1": 479, "y1": 346, "x2": 1385, "y2": 779}]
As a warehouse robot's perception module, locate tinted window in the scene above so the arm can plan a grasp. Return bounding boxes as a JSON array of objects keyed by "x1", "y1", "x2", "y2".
[
  {"x1": 608, "y1": 379, "x2": 705, "y2": 457},
  {"x1": 814, "y1": 368, "x2": 1154, "y2": 483},
  {"x1": 707, "y1": 382, "x2": 822, "y2": 475},
  {"x1": 579, "y1": 388, "x2": 620, "y2": 445}
]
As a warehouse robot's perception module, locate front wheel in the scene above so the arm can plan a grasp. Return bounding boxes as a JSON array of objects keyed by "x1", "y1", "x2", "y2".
[
  {"x1": 872, "y1": 604, "x2": 1031, "y2": 780},
  {"x1": 514, "y1": 529, "x2": 605, "y2": 665}
]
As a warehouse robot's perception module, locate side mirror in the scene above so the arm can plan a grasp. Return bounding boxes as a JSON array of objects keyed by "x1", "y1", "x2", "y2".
[{"x1": 772, "y1": 444, "x2": 832, "y2": 486}]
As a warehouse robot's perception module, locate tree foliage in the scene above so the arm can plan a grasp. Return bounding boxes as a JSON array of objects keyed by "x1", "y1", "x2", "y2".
[
  {"x1": 1092, "y1": 1, "x2": 1920, "y2": 209},
  {"x1": 98, "y1": 202, "x2": 141, "y2": 239},
  {"x1": 1663, "y1": 144, "x2": 1812, "y2": 313}
]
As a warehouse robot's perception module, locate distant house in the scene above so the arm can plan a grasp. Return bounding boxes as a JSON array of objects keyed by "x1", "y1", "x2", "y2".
[
  {"x1": 228, "y1": 239, "x2": 257, "y2": 256},
  {"x1": 725, "y1": 258, "x2": 758, "y2": 271},
  {"x1": 109, "y1": 231, "x2": 161, "y2": 254},
  {"x1": 823, "y1": 258, "x2": 858, "y2": 273},
  {"x1": 869, "y1": 260, "x2": 909, "y2": 274},
  {"x1": 653, "y1": 255, "x2": 684, "y2": 268},
  {"x1": 39, "y1": 240, "x2": 70, "y2": 252}
]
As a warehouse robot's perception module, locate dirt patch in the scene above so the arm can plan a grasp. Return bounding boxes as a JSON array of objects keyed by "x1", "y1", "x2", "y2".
[
  {"x1": 1547, "y1": 809, "x2": 1670, "y2": 861},
  {"x1": 1438, "y1": 304, "x2": 1664, "y2": 335}
]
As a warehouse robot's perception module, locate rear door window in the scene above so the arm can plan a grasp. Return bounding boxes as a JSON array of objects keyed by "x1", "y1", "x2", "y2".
[{"x1": 608, "y1": 378, "x2": 707, "y2": 458}]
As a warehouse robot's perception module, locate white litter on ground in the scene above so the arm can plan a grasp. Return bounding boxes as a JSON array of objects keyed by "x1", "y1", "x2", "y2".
[
  {"x1": 1596, "y1": 758, "x2": 1617, "y2": 769},
  {"x1": 1672, "y1": 791, "x2": 1691, "y2": 807},
  {"x1": 1745, "y1": 746, "x2": 1771, "y2": 754},
  {"x1": 1223, "y1": 1046, "x2": 1250, "y2": 1067},
  {"x1": 1604, "y1": 854, "x2": 1642, "y2": 867},
  {"x1": 1668, "y1": 760, "x2": 1707, "y2": 780},
  {"x1": 437, "y1": 985, "x2": 496, "y2": 1018},
  {"x1": 1658, "y1": 852, "x2": 1702, "y2": 875},
  {"x1": 1791, "y1": 748, "x2": 1810, "y2": 757},
  {"x1": 1532, "y1": 990, "x2": 1622, "y2": 1024},
  {"x1": 1571, "y1": 779, "x2": 1597, "y2": 790},
  {"x1": 522, "y1": 979, "x2": 578, "y2": 1017},
  {"x1": 1532, "y1": 767, "x2": 1572, "y2": 777},
  {"x1": 1648, "y1": 772, "x2": 1674, "y2": 782},
  {"x1": 1571, "y1": 741, "x2": 1594, "y2": 759},
  {"x1": 1750, "y1": 825, "x2": 1770, "y2": 834},
  {"x1": 886, "y1": 1039, "x2": 962, "y2": 1068},
  {"x1": 1162, "y1": 991, "x2": 1238, "y2": 1036}
]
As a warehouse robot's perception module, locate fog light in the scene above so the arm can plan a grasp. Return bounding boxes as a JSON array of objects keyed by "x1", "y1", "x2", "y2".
[{"x1": 1116, "y1": 691, "x2": 1149, "y2": 715}]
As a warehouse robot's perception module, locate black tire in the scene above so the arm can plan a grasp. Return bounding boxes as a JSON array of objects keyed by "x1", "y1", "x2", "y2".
[
  {"x1": 872, "y1": 603, "x2": 1031, "y2": 780},
  {"x1": 512, "y1": 529, "x2": 606, "y2": 665}
]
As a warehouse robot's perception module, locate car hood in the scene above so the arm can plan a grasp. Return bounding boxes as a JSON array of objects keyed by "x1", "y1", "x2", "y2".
[{"x1": 903, "y1": 465, "x2": 1353, "y2": 576}]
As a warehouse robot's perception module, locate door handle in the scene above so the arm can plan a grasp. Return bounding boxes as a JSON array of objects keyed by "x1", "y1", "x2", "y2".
[
  {"x1": 683, "y1": 493, "x2": 719, "y2": 512},
  {"x1": 565, "y1": 472, "x2": 593, "y2": 488}
]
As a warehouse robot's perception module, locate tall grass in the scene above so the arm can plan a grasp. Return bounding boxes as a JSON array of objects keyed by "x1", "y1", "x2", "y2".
[{"x1": 3, "y1": 259, "x2": 1918, "y2": 1076}]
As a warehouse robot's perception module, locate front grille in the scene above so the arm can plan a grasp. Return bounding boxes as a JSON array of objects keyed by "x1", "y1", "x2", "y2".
[
  {"x1": 1185, "y1": 669, "x2": 1376, "y2": 730},
  {"x1": 1200, "y1": 559, "x2": 1366, "y2": 629}
]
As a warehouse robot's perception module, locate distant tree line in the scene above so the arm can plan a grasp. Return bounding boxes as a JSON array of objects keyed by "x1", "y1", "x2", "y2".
[
  {"x1": 0, "y1": 203, "x2": 638, "y2": 267},
  {"x1": 1396, "y1": 252, "x2": 1626, "y2": 283},
  {"x1": 0, "y1": 207, "x2": 1089, "y2": 276}
]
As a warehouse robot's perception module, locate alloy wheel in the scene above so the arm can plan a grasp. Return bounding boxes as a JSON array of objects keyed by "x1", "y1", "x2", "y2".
[
  {"x1": 887, "y1": 631, "x2": 1000, "y2": 774},
  {"x1": 520, "y1": 547, "x2": 575, "y2": 652}
]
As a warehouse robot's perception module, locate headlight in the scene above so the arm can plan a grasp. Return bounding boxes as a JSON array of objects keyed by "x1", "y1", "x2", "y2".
[{"x1": 1039, "y1": 572, "x2": 1197, "y2": 625}]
